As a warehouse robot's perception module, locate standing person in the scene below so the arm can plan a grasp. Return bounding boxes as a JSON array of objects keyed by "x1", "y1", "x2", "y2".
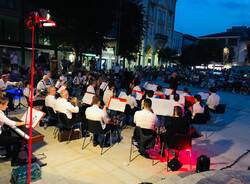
[
  {"x1": 10, "y1": 51, "x2": 19, "y2": 70},
  {"x1": 0, "y1": 97, "x2": 26, "y2": 166},
  {"x1": 169, "y1": 72, "x2": 179, "y2": 92}
]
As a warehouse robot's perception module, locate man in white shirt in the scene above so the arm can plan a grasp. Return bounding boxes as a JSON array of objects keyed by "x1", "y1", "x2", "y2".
[
  {"x1": 45, "y1": 86, "x2": 57, "y2": 111},
  {"x1": 0, "y1": 97, "x2": 26, "y2": 166},
  {"x1": 134, "y1": 98, "x2": 157, "y2": 157},
  {"x1": 0, "y1": 74, "x2": 20, "y2": 110},
  {"x1": 85, "y1": 95, "x2": 116, "y2": 146},
  {"x1": 54, "y1": 89, "x2": 79, "y2": 129},
  {"x1": 86, "y1": 80, "x2": 97, "y2": 94},
  {"x1": 207, "y1": 87, "x2": 220, "y2": 110},
  {"x1": 36, "y1": 75, "x2": 50, "y2": 95}
]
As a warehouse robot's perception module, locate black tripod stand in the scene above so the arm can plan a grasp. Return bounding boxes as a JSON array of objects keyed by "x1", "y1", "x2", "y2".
[{"x1": 15, "y1": 88, "x2": 27, "y2": 109}]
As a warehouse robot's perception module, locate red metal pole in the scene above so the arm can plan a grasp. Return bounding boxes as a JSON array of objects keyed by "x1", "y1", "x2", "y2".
[{"x1": 28, "y1": 25, "x2": 35, "y2": 184}]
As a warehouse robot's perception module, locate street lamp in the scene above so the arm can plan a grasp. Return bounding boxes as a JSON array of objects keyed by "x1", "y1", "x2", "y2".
[{"x1": 26, "y1": 10, "x2": 56, "y2": 184}]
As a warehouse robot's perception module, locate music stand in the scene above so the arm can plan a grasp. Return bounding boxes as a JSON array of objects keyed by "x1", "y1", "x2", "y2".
[{"x1": 15, "y1": 88, "x2": 27, "y2": 109}]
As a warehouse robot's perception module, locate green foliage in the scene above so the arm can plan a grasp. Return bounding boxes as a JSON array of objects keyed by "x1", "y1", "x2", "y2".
[{"x1": 180, "y1": 39, "x2": 224, "y2": 66}]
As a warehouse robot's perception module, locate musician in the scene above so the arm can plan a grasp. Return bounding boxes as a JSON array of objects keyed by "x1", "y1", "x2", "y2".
[
  {"x1": 134, "y1": 99, "x2": 157, "y2": 158},
  {"x1": 86, "y1": 79, "x2": 97, "y2": 94},
  {"x1": 36, "y1": 75, "x2": 51, "y2": 96},
  {"x1": 46, "y1": 71, "x2": 54, "y2": 86},
  {"x1": 0, "y1": 74, "x2": 21, "y2": 111},
  {"x1": 154, "y1": 85, "x2": 165, "y2": 99},
  {"x1": 85, "y1": 95, "x2": 116, "y2": 147},
  {"x1": 207, "y1": 87, "x2": 220, "y2": 110},
  {"x1": 45, "y1": 86, "x2": 57, "y2": 111},
  {"x1": 103, "y1": 82, "x2": 115, "y2": 106},
  {"x1": 0, "y1": 97, "x2": 26, "y2": 166},
  {"x1": 54, "y1": 89, "x2": 79, "y2": 129},
  {"x1": 191, "y1": 94, "x2": 204, "y2": 119}
]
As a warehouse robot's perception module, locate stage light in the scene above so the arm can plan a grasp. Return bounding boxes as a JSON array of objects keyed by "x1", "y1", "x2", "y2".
[{"x1": 43, "y1": 22, "x2": 56, "y2": 27}]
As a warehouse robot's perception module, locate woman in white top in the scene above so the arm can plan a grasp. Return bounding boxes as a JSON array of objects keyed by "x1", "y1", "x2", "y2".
[
  {"x1": 0, "y1": 97, "x2": 26, "y2": 165},
  {"x1": 191, "y1": 94, "x2": 204, "y2": 119},
  {"x1": 103, "y1": 83, "x2": 115, "y2": 106}
]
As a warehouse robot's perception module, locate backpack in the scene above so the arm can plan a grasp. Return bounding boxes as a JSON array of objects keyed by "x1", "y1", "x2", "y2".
[
  {"x1": 10, "y1": 163, "x2": 41, "y2": 184},
  {"x1": 196, "y1": 155, "x2": 210, "y2": 173}
]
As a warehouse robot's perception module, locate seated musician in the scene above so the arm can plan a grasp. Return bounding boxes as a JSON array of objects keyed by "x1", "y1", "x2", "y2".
[
  {"x1": 36, "y1": 75, "x2": 51, "y2": 96},
  {"x1": 103, "y1": 82, "x2": 115, "y2": 106},
  {"x1": 85, "y1": 95, "x2": 117, "y2": 147},
  {"x1": 154, "y1": 85, "x2": 165, "y2": 99},
  {"x1": 45, "y1": 86, "x2": 57, "y2": 112},
  {"x1": 86, "y1": 79, "x2": 97, "y2": 94},
  {"x1": 54, "y1": 89, "x2": 79, "y2": 129},
  {"x1": 0, "y1": 97, "x2": 26, "y2": 166},
  {"x1": 46, "y1": 71, "x2": 54, "y2": 86},
  {"x1": 190, "y1": 94, "x2": 204, "y2": 119},
  {"x1": 0, "y1": 74, "x2": 21, "y2": 111},
  {"x1": 23, "y1": 81, "x2": 42, "y2": 106},
  {"x1": 206, "y1": 87, "x2": 220, "y2": 111},
  {"x1": 162, "y1": 106, "x2": 189, "y2": 157},
  {"x1": 134, "y1": 99, "x2": 157, "y2": 158}
]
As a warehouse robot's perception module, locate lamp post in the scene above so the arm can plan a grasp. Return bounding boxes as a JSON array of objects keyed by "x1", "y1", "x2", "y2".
[{"x1": 26, "y1": 10, "x2": 56, "y2": 184}]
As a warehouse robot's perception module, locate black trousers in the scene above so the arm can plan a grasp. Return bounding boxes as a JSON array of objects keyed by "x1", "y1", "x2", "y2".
[
  {"x1": 6, "y1": 93, "x2": 15, "y2": 110},
  {"x1": 93, "y1": 124, "x2": 117, "y2": 144},
  {"x1": 0, "y1": 130, "x2": 21, "y2": 161}
]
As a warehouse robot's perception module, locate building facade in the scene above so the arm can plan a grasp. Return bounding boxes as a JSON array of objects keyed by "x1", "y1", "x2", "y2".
[
  {"x1": 199, "y1": 26, "x2": 250, "y2": 65},
  {"x1": 140, "y1": 0, "x2": 177, "y2": 67}
]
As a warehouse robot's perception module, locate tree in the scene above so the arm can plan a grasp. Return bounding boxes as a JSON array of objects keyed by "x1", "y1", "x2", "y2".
[
  {"x1": 180, "y1": 39, "x2": 224, "y2": 66},
  {"x1": 26, "y1": 0, "x2": 117, "y2": 59},
  {"x1": 158, "y1": 47, "x2": 177, "y2": 64},
  {"x1": 118, "y1": 0, "x2": 145, "y2": 68}
]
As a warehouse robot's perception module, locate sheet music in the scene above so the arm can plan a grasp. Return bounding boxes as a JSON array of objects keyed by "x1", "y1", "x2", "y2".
[
  {"x1": 100, "y1": 82, "x2": 108, "y2": 91},
  {"x1": 21, "y1": 107, "x2": 45, "y2": 128},
  {"x1": 144, "y1": 82, "x2": 158, "y2": 91},
  {"x1": 82, "y1": 92, "x2": 95, "y2": 105},
  {"x1": 57, "y1": 85, "x2": 66, "y2": 94},
  {"x1": 132, "y1": 90, "x2": 144, "y2": 101},
  {"x1": 13, "y1": 127, "x2": 30, "y2": 140},
  {"x1": 198, "y1": 92, "x2": 209, "y2": 100},
  {"x1": 164, "y1": 88, "x2": 173, "y2": 96},
  {"x1": 108, "y1": 98, "x2": 127, "y2": 112},
  {"x1": 151, "y1": 98, "x2": 174, "y2": 116}
]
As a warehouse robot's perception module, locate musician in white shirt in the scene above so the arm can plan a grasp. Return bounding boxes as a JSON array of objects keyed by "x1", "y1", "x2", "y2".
[
  {"x1": 54, "y1": 90, "x2": 79, "y2": 128},
  {"x1": 134, "y1": 98, "x2": 157, "y2": 130},
  {"x1": 0, "y1": 97, "x2": 26, "y2": 166},
  {"x1": 55, "y1": 76, "x2": 66, "y2": 89},
  {"x1": 36, "y1": 75, "x2": 50, "y2": 95},
  {"x1": 103, "y1": 83, "x2": 115, "y2": 106},
  {"x1": 86, "y1": 80, "x2": 97, "y2": 94},
  {"x1": 46, "y1": 71, "x2": 54, "y2": 86},
  {"x1": 0, "y1": 74, "x2": 20, "y2": 110},
  {"x1": 207, "y1": 87, "x2": 220, "y2": 110},
  {"x1": 45, "y1": 86, "x2": 57, "y2": 111},
  {"x1": 85, "y1": 96, "x2": 115, "y2": 146},
  {"x1": 191, "y1": 94, "x2": 204, "y2": 119}
]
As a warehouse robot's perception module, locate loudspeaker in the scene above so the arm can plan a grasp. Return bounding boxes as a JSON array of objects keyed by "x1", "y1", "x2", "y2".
[
  {"x1": 196, "y1": 155, "x2": 210, "y2": 173},
  {"x1": 167, "y1": 158, "x2": 183, "y2": 171}
]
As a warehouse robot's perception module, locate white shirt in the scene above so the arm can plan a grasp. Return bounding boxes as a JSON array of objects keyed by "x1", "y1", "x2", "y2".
[
  {"x1": 54, "y1": 98, "x2": 79, "y2": 119},
  {"x1": 45, "y1": 95, "x2": 57, "y2": 110},
  {"x1": 103, "y1": 88, "x2": 114, "y2": 105},
  {"x1": 119, "y1": 93, "x2": 137, "y2": 109},
  {"x1": 134, "y1": 109, "x2": 157, "y2": 130},
  {"x1": 86, "y1": 85, "x2": 95, "y2": 94},
  {"x1": 0, "y1": 79, "x2": 16, "y2": 90},
  {"x1": 207, "y1": 93, "x2": 220, "y2": 110},
  {"x1": 85, "y1": 105, "x2": 110, "y2": 129},
  {"x1": 192, "y1": 102, "x2": 204, "y2": 118},
  {"x1": 55, "y1": 80, "x2": 64, "y2": 89},
  {"x1": 36, "y1": 80, "x2": 49, "y2": 91},
  {"x1": 0, "y1": 110, "x2": 16, "y2": 135}
]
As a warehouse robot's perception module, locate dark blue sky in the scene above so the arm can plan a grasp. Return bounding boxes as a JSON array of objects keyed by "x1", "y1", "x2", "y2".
[{"x1": 175, "y1": 0, "x2": 250, "y2": 36}]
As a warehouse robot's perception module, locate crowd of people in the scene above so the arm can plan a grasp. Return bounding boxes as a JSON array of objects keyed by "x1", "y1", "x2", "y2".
[{"x1": 0, "y1": 63, "x2": 225, "y2": 165}]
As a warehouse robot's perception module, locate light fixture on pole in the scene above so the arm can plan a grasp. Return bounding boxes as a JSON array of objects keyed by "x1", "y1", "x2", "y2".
[{"x1": 26, "y1": 9, "x2": 56, "y2": 184}]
